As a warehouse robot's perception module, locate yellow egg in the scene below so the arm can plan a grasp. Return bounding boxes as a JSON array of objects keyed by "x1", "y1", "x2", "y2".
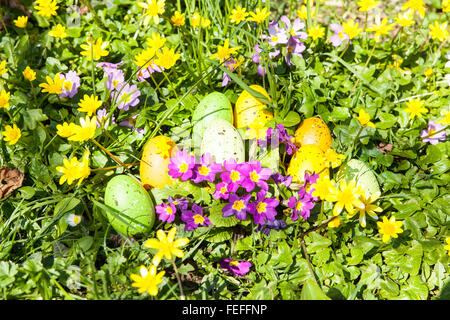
[
  {"x1": 140, "y1": 136, "x2": 178, "y2": 189},
  {"x1": 234, "y1": 85, "x2": 274, "y2": 129},
  {"x1": 294, "y1": 117, "x2": 332, "y2": 152},
  {"x1": 287, "y1": 145, "x2": 329, "y2": 184}
]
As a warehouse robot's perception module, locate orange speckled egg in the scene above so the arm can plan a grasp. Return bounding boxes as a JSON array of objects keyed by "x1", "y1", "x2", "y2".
[
  {"x1": 140, "y1": 136, "x2": 178, "y2": 189},
  {"x1": 234, "y1": 85, "x2": 273, "y2": 129},
  {"x1": 294, "y1": 117, "x2": 332, "y2": 152},
  {"x1": 287, "y1": 145, "x2": 329, "y2": 184}
]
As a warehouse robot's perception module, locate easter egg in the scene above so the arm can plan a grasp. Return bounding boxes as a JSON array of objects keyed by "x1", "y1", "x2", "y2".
[
  {"x1": 336, "y1": 159, "x2": 380, "y2": 197},
  {"x1": 200, "y1": 119, "x2": 245, "y2": 164},
  {"x1": 287, "y1": 144, "x2": 329, "y2": 184},
  {"x1": 104, "y1": 175, "x2": 155, "y2": 237},
  {"x1": 234, "y1": 85, "x2": 274, "y2": 129},
  {"x1": 192, "y1": 92, "x2": 233, "y2": 148},
  {"x1": 294, "y1": 117, "x2": 332, "y2": 152},
  {"x1": 257, "y1": 145, "x2": 279, "y2": 172},
  {"x1": 140, "y1": 135, "x2": 178, "y2": 189}
]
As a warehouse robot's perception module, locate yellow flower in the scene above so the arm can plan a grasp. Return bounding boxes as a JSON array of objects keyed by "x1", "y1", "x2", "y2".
[
  {"x1": 138, "y1": 0, "x2": 165, "y2": 25},
  {"x1": 328, "y1": 180, "x2": 364, "y2": 216},
  {"x1": 210, "y1": 39, "x2": 241, "y2": 62},
  {"x1": 395, "y1": 10, "x2": 415, "y2": 28},
  {"x1": 311, "y1": 176, "x2": 337, "y2": 201},
  {"x1": 0, "y1": 60, "x2": 7, "y2": 76},
  {"x1": 0, "y1": 90, "x2": 11, "y2": 109},
  {"x1": 424, "y1": 68, "x2": 433, "y2": 77},
  {"x1": 130, "y1": 265, "x2": 165, "y2": 296},
  {"x1": 170, "y1": 11, "x2": 185, "y2": 27},
  {"x1": 377, "y1": 216, "x2": 403, "y2": 243},
  {"x1": 143, "y1": 227, "x2": 189, "y2": 266},
  {"x1": 80, "y1": 37, "x2": 109, "y2": 61},
  {"x1": 404, "y1": 98, "x2": 427, "y2": 119},
  {"x1": 245, "y1": 120, "x2": 268, "y2": 140},
  {"x1": 13, "y1": 16, "x2": 28, "y2": 28},
  {"x1": 34, "y1": 0, "x2": 59, "y2": 18},
  {"x1": 351, "y1": 191, "x2": 383, "y2": 227},
  {"x1": 328, "y1": 216, "x2": 341, "y2": 228},
  {"x1": 444, "y1": 237, "x2": 450, "y2": 256},
  {"x1": 146, "y1": 33, "x2": 166, "y2": 51},
  {"x1": 49, "y1": 24, "x2": 67, "y2": 38},
  {"x1": 297, "y1": 4, "x2": 315, "y2": 20},
  {"x1": 190, "y1": 12, "x2": 210, "y2": 28},
  {"x1": 155, "y1": 47, "x2": 180, "y2": 70},
  {"x1": 56, "y1": 122, "x2": 77, "y2": 138},
  {"x1": 56, "y1": 157, "x2": 81, "y2": 185},
  {"x1": 200, "y1": 17, "x2": 211, "y2": 28},
  {"x1": 68, "y1": 116, "x2": 97, "y2": 142},
  {"x1": 367, "y1": 16, "x2": 395, "y2": 41},
  {"x1": 357, "y1": 109, "x2": 376, "y2": 128},
  {"x1": 402, "y1": 0, "x2": 426, "y2": 17},
  {"x1": 77, "y1": 94, "x2": 102, "y2": 116},
  {"x1": 77, "y1": 150, "x2": 91, "y2": 185},
  {"x1": 438, "y1": 109, "x2": 450, "y2": 125},
  {"x1": 2, "y1": 124, "x2": 21, "y2": 145},
  {"x1": 443, "y1": 0, "x2": 450, "y2": 13},
  {"x1": 39, "y1": 74, "x2": 64, "y2": 94},
  {"x1": 324, "y1": 149, "x2": 346, "y2": 168},
  {"x1": 153, "y1": 137, "x2": 173, "y2": 158},
  {"x1": 230, "y1": 5, "x2": 249, "y2": 24},
  {"x1": 247, "y1": 7, "x2": 271, "y2": 24},
  {"x1": 22, "y1": 66, "x2": 36, "y2": 81},
  {"x1": 134, "y1": 47, "x2": 158, "y2": 69},
  {"x1": 429, "y1": 21, "x2": 449, "y2": 42},
  {"x1": 342, "y1": 19, "x2": 363, "y2": 40},
  {"x1": 308, "y1": 25, "x2": 325, "y2": 40},
  {"x1": 357, "y1": 0, "x2": 379, "y2": 12}
]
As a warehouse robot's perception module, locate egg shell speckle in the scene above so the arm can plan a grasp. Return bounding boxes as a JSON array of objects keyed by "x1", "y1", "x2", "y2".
[
  {"x1": 234, "y1": 85, "x2": 273, "y2": 129},
  {"x1": 104, "y1": 175, "x2": 155, "y2": 237},
  {"x1": 201, "y1": 119, "x2": 245, "y2": 164},
  {"x1": 287, "y1": 144, "x2": 329, "y2": 183},
  {"x1": 294, "y1": 117, "x2": 332, "y2": 152}
]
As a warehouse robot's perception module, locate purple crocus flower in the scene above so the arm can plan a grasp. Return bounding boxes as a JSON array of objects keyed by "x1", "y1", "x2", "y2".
[
  {"x1": 181, "y1": 204, "x2": 212, "y2": 231},
  {"x1": 111, "y1": 83, "x2": 140, "y2": 111},
  {"x1": 279, "y1": 16, "x2": 308, "y2": 66},
  {"x1": 106, "y1": 68, "x2": 125, "y2": 91},
  {"x1": 222, "y1": 193, "x2": 252, "y2": 220},
  {"x1": 420, "y1": 121, "x2": 446, "y2": 145},
  {"x1": 168, "y1": 150, "x2": 196, "y2": 181},
  {"x1": 220, "y1": 158, "x2": 246, "y2": 193},
  {"x1": 156, "y1": 202, "x2": 177, "y2": 223},
  {"x1": 240, "y1": 160, "x2": 272, "y2": 192},
  {"x1": 271, "y1": 173, "x2": 293, "y2": 187},
  {"x1": 248, "y1": 190, "x2": 279, "y2": 226},
  {"x1": 288, "y1": 188, "x2": 315, "y2": 221},
  {"x1": 59, "y1": 71, "x2": 80, "y2": 98},
  {"x1": 168, "y1": 196, "x2": 189, "y2": 211},
  {"x1": 96, "y1": 108, "x2": 115, "y2": 129},
  {"x1": 329, "y1": 23, "x2": 349, "y2": 47},
  {"x1": 192, "y1": 153, "x2": 223, "y2": 183},
  {"x1": 213, "y1": 182, "x2": 231, "y2": 200},
  {"x1": 118, "y1": 114, "x2": 145, "y2": 134},
  {"x1": 219, "y1": 258, "x2": 251, "y2": 277}
]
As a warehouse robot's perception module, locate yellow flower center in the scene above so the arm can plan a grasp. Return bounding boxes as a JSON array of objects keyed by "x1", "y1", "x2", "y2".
[
  {"x1": 113, "y1": 80, "x2": 119, "y2": 87},
  {"x1": 229, "y1": 260, "x2": 239, "y2": 266},
  {"x1": 198, "y1": 165, "x2": 211, "y2": 176},
  {"x1": 179, "y1": 162, "x2": 188, "y2": 173},
  {"x1": 256, "y1": 202, "x2": 267, "y2": 214},
  {"x1": 193, "y1": 214, "x2": 205, "y2": 225},
  {"x1": 271, "y1": 35, "x2": 279, "y2": 42},
  {"x1": 165, "y1": 207, "x2": 173, "y2": 215},
  {"x1": 63, "y1": 80, "x2": 73, "y2": 91},
  {"x1": 220, "y1": 186, "x2": 228, "y2": 194},
  {"x1": 230, "y1": 170, "x2": 240, "y2": 182},
  {"x1": 250, "y1": 171, "x2": 260, "y2": 182},
  {"x1": 295, "y1": 201, "x2": 303, "y2": 211},
  {"x1": 232, "y1": 200, "x2": 245, "y2": 211}
]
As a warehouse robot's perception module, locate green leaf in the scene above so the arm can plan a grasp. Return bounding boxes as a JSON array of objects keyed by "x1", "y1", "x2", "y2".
[
  {"x1": 208, "y1": 203, "x2": 239, "y2": 228},
  {"x1": 22, "y1": 109, "x2": 49, "y2": 130},
  {"x1": 300, "y1": 280, "x2": 330, "y2": 300},
  {"x1": 205, "y1": 228, "x2": 233, "y2": 243}
]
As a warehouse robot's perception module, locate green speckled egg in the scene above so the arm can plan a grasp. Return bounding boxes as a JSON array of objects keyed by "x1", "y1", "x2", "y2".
[
  {"x1": 104, "y1": 175, "x2": 155, "y2": 237},
  {"x1": 192, "y1": 92, "x2": 233, "y2": 149},
  {"x1": 200, "y1": 119, "x2": 245, "y2": 164},
  {"x1": 336, "y1": 159, "x2": 380, "y2": 197}
]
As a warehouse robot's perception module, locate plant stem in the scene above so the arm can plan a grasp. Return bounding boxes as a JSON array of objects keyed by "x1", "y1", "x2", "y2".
[
  {"x1": 91, "y1": 138, "x2": 126, "y2": 168},
  {"x1": 170, "y1": 258, "x2": 185, "y2": 300}
]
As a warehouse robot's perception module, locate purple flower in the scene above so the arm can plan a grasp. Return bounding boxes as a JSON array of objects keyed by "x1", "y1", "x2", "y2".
[
  {"x1": 420, "y1": 121, "x2": 446, "y2": 145},
  {"x1": 280, "y1": 16, "x2": 308, "y2": 41},
  {"x1": 106, "y1": 69, "x2": 125, "y2": 91},
  {"x1": 221, "y1": 58, "x2": 241, "y2": 87},
  {"x1": 168, "y1": 196, "x2": 189, "y2": 211},
  {"x1": 59, "y1": 71, "x2": 80, "y2": 98},
  {"x1": 97, "y1": 61, "x2": 124, "y2": 73},
  {"x1": 192, "y1": 153, "x2": 223, "y2": 183},
  {"x1": 251, "y1": 45, "x2": 279, "y2": 77},
  {"x1": 111, "y1": 83, "x2": 140, "y2": 111},
  {"x1": 329, "y1": 23, "x2": 349, "y2": 47},
  {"x1": 285, "y1": 37, "x2": 306, "y2": 66},
  {"x1": 248, "y1": 190, "x2": 279, "y2": 226},
  {"x1": 222, "y1": 193, "x2": 252, "y2": 220},
  {"x1": 259, "y1": 124, "x2": 298, "y2": 155},
  {"x1": 302, "y1": 171, "x2": 319, "y2": 201},
  {"x1": 288, "y1": 188, "x2": 315, "y2": 221},
  {"x1": 264, "y1": 20, "x2": 289, "y2": 46},
  {"x1": 136, "y1": 65, "x2": 163, "y2": 82},
  {"x1": 181, "y1": 204, "x2": 211, "y2": 231},
  {"x1": 96, "y1": 108, "x2": 115, "y2": 129},
  {"x1": 219, "y1": 258, "x2": 251, "y2": 277},
  {"x1": 255, "y1": 218, "x2": 287, "y2": 234},
  {"x1": 213, "y1": 182, "x2": 230, "y2": 200},
  {"x1": 118, "y1": 114, "x2": 145, "y2": 134},
  {"x1": 240, "y1": 160, "x2": 272, "y2": 192},
  {"x1": 220, "y1": 158, "x2": 246, "y2": 193},
  {"x1": 271, "y1": 173, "x2": 293, "y2": 187},
  {"x1": 156, "y1": 202, "x2": 177, "y2": 223},
  {"x1": 168, "y1": 150, "x2": 196, "y2": 181}
]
